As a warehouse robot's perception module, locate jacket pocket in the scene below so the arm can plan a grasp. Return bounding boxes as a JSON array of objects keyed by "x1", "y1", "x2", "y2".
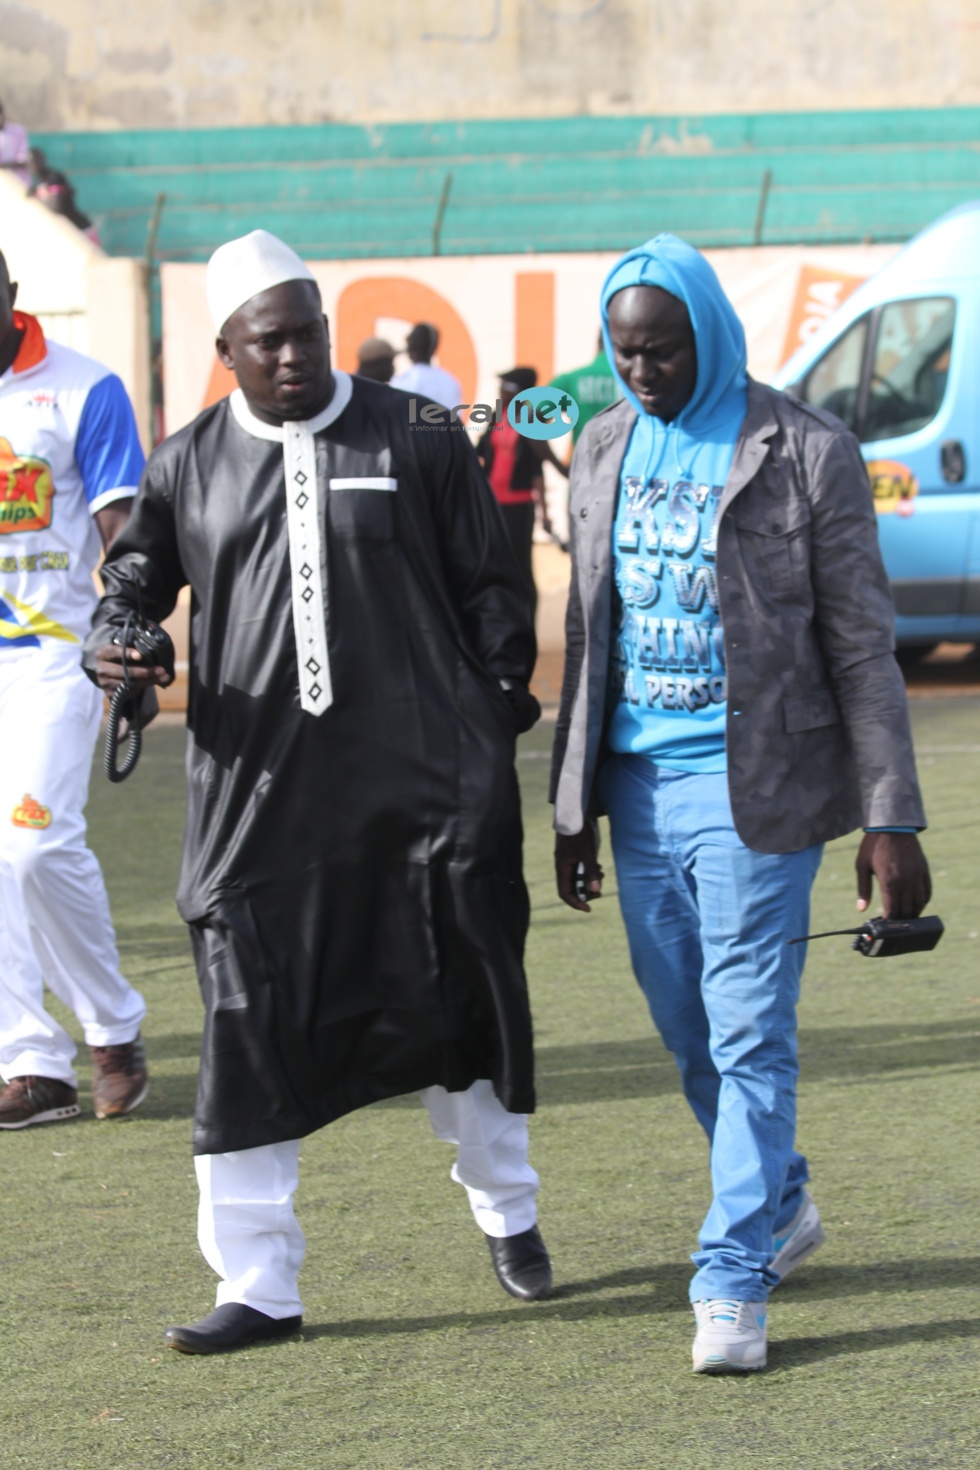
[
  {"x1": 783, "y1": 689, "x2": 841, "y2": 734},
  {"x1": 733, "y1": 499, "x2": 811, "y2": 598}
]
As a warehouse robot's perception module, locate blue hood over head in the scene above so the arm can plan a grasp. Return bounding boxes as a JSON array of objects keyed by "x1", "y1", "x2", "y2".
[
  {"x1": 600, "y1": 233, "x2": 747, "y2": 435},
  {"x1": 600, "y1": 236, "x2": 747, "y2": 774}
]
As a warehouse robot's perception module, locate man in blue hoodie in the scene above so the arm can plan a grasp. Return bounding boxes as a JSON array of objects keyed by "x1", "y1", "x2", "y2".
[{"x1": 550, "y1": 236, "x2": 930, "y2": 1373}]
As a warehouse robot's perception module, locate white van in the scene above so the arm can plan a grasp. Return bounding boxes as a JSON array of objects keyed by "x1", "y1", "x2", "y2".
[{"x1": 775, "y1": 203, "x2": 976, "y2": 650}]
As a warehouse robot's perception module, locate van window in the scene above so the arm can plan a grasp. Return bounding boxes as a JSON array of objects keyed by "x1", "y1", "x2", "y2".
[
  {"x1": 862, "y1": 297, "x2": 955, "y2": 442},
  {"x1": 799, "y1": 316, "x2": 868, "y2": 431}
]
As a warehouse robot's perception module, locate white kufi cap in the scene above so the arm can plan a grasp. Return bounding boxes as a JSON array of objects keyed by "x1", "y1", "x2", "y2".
[{"x1": 206, "y1": 229, "x2": 317, "y2": 333}]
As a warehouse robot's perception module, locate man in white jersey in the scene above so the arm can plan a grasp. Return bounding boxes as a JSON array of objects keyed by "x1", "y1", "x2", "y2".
[{"x1": 0, "y1": 248, "x2": 149, "y2": 1128}]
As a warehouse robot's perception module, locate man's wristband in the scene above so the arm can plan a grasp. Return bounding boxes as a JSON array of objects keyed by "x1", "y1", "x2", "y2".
[{"x1": 863, "y1": 826, "x2": 919, "y2": 834}]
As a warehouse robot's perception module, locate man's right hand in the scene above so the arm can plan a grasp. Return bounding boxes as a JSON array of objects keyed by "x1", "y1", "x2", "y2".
[
  {"x1": 555, "y1": 824, "x2": 604, "y2": 913},
  {"x1": 95, "y1": 640, "x2": 175, "y2": 695}
]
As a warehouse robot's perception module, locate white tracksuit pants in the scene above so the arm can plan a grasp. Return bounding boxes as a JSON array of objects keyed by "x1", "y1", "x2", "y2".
[
  {"x1": 195, "y1": 1079, "x2": 540, "y2": 1318},
  {"x1": 0, "y1": 649, "x2": 145, "y2": 1085}
]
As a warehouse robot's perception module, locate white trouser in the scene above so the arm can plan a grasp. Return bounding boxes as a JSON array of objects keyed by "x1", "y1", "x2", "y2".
[
  {"x1": 0, "y1": 649, "x2": 145, "y2": 1085},
  {"x1": 195, "y1": 1079, "x2": 540, "y2": 1318}
]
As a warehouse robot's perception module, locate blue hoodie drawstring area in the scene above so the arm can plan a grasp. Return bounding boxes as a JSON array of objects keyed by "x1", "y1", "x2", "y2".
[{"x1": 602, "y1": 234, "x2": 749, "y2": 775}]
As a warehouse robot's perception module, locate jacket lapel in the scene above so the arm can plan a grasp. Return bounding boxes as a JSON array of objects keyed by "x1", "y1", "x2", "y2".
[
  {"x1": 584, "y1": 403, "x2": 635, "y2": 584},
  {"x1": 585, "y1": 383, "x2": 779, "y2": 544},
  {"x1": 719, "y1": 379, "x2": 780, "y2": 521}
]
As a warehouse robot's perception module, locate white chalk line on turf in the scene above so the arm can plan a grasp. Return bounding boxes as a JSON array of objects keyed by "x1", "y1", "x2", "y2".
[{"x1": 916, "y1": 744, "x2": 980, "y2": 753}]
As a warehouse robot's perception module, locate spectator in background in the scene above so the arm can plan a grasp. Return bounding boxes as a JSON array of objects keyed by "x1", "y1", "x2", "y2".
[
  {"x1": 355, "y1": 336, "x2": 396, "y2": 383},
  {"x1": 0, "y1": 98, "x2": 30, "y2": 188},
  {"x1": 391, "y1": 323, "x2": 462, "y2": 410},
  {"x1": 476, "y1": 367, "x2": 552, "y2": 619},
  {"x1": 551, "y1": 329, "x2": 621, "y2": 447},
  {"x1": 28, "y1": 149, "x2": 99, "y2": 246},
  {"x1": 27, "y1": 148, "x2": 46, "y2": 191}
]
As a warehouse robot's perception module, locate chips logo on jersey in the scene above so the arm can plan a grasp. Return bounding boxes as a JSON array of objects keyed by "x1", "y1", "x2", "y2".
[
  {"x1": 0, "y1": 437, "x2": 55, "y2": 534},
  {"x1": 11, "y1": 793, "x2": 52, "y2": 830}
]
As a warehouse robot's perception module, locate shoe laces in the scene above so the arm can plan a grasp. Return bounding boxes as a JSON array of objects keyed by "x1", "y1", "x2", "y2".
[
  {"x1": 91, "y1": 1038, "x2": 145, "y2": 1076},
  {"x1": 1, "y1": 1076, "x2": 70, "y2": 1105},
  {"x1": 700, "y1": 1299, "x2": 744, "y2": 1325}
]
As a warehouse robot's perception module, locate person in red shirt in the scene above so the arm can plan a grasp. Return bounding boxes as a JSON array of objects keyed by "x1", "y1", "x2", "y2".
[{"x1": 476, "y1": 368, "x2": 554, "y2": 618}]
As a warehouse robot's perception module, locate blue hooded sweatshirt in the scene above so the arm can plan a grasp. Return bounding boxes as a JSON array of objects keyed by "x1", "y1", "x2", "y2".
[{"x1": 601, "y1": 234, "x2": 748, "y2": 772}]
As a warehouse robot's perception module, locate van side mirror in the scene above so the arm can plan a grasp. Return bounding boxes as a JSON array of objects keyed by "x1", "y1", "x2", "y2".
[{"x1": 941, "y1": 439, "x2": 966, "y2": 483}]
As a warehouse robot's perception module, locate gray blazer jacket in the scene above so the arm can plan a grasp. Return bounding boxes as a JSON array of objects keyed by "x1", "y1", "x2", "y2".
[{"x1": 550, "y1": 379, "x2": 926, "y2": 853}]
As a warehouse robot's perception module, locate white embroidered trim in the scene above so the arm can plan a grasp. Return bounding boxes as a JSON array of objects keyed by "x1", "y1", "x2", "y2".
[
  {"x1": 229, "y1": 373, "x2": 353, "y2": 715},
  {"x1": 283, "y1": 419, "x2": 332, "y2": 715},
  {"x1": 228, "y1": 372, "x2": 353, "y2": 441}
]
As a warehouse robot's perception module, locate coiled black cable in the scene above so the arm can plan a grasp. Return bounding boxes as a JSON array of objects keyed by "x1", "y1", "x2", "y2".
[{"x1": 103, "y1": 612, "x2": 143, "y2": 784}]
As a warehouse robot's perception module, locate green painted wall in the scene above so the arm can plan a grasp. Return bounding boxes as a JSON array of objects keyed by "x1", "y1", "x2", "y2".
[{"x1": 34, "y1": 110, "x2": 980, "y2": 262}]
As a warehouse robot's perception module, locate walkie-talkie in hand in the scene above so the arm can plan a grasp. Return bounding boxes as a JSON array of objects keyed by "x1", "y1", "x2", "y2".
[
  {"x1": 788, "y1": 915, "x2": 944, "y2": 957},
  {"x1": 104, "y1": 612, "x2": 176, "y2": 783}
]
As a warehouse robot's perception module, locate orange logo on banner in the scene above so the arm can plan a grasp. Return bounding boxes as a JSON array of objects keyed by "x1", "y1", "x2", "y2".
[
  {"x1": 514, "y1": 273, "x2": 555, "y2": 387},
  {"x1": 11, "y1": 793, "x2": 52, "y2": 829},
  {"x1": 0, "y1": 438, "x2": 55, "y2": 534},
  {"x1": 202, "y1": 355, "x2": 237, "y2": 410},
  {"x1": 866, "y1": 459, "x2": 919, "y2": 517},
  {"x1": 200, "y1": 277, "x2": 486, "y2": 413},
  {"x1": 779, "y1": 267, "x2": 867, "y2": 369},
  {"x1": 335, "y1": 278, "x2": 478, "y2": 407}
]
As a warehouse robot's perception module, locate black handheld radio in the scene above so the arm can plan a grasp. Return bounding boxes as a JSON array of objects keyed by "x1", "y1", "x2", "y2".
[
  {"x1": 104, "y1": 605, "x2": 175, "y2": 784},
  {"x1": 788, "y1": 914, "x2": 944, "y2": 957}
]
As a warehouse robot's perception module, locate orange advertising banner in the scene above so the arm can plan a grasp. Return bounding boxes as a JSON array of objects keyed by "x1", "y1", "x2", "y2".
[
  {"x1": 779, "y1": 265, "x2": 867, "y2": 369},
  {"x1": 165, "y1": 245, "x2": 897, "y2": 441}
]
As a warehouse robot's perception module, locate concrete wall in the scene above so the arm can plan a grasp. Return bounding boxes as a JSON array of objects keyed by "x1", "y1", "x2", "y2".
[
  {"x1": 0, "y1": 173, "x2": 150, "y2": 444},
  {"x1": 3, "y1": 0, "x2": 980, "y2": 132},
  {"x1": 85, "y1": 256, "x2": 151, "y2": 447}
]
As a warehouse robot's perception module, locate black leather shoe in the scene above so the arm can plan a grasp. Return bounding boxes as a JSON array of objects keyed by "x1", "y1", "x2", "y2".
[
  {"x1": 486, "y1": 1225, "x2": 553, "y2": 1301},
  {"x1": 164, "y1": 1303, "x2": 302, "y2": 1355}
]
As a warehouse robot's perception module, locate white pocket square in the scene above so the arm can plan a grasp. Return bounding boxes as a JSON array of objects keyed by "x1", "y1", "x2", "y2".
[{"x1": 328, "y1": 477, "x2": 398, "y2": 491}]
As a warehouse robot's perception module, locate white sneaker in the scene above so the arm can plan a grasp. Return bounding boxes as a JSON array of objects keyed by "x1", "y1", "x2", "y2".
[
  {"x1": 771, "y1": 1188, "x2": 826, "y2": 1284},
  {"x1": 692, "y1": 1299, "x2": 768, "y2": 1373}
]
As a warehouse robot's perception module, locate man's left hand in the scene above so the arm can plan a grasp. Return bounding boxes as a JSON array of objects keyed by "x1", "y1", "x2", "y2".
[
  {"x1": 94, "y1": 639, "x2": 175, "y2": 695},
  {"x1": 855, "y1": 832, "x2": 931, "y2": 919}
]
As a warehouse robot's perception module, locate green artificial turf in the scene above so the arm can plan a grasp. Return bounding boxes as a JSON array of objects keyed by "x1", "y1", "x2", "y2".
[{"x1": 3, "y1": 701, "x2": 979, "y2": 1469}]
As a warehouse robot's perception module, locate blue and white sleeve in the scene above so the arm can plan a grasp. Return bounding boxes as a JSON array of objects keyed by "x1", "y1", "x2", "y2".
[{"x1": 75, "y1": 373, "x2": 146, "y2": 515}]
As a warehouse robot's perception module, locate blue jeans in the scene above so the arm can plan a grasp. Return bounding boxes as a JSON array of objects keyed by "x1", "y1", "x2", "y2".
[{"x1": 599, "y1": 755, "x2": 823, "y2": 1302}]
